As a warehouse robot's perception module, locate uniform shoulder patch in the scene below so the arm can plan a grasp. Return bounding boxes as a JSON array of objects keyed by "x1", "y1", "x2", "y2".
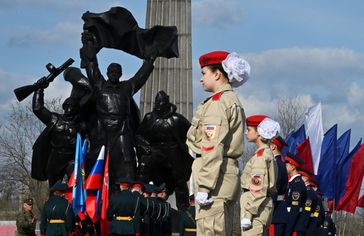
[
  {"x1": 251, "y1": 174, "x2": 263, "y2": 186},
  {"x1": 292, "y1": 192, "x2": 300, "y2": 200},
  {"x1": 256, "y1": 149, "x2": 264, "y2": 157},
  {"x1": 212, "y1": 91, "x2": 223, "y2": 101}
]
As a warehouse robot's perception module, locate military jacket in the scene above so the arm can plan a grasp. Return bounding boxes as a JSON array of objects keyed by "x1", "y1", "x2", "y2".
[
  {"x1": 186, "y1": 83, "x2": 245, "y2": 193},
  {"x1": 283, "y1": 175, "x2": 307, "y2": 236},
  {"x1": 107, "y1": 190, "x2": 140, "y2": 235},
  {"x1": 40, "y1": 195, "x2": 75, "y2": 236},
  {"x1": 295, "y1": 185, "x2": 318, "y2": 233},
  {"x1": 240, "y1": 145, "x2": 277, "y2": 220},
  {"x1": 16, "y1": 210, "x2": 36, "y2": 236},
  {"x1": 179, "y1": 206, "x2": 196, "y2": 236}
]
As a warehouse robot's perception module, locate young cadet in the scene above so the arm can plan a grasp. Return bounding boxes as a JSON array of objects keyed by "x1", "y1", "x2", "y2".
[
  {"x1": 179, "y1": 194, "x2": 197, "y2": 236},
  {"x1": 269, "y1": 136, "x2": 289, "y2": 236},
  {"x1": 283, "y1": 152, "x2": 307, "y2": 236},
  {"x1": 186, "y1": 51, "x2": 250, "y2": 235},
  {"x1": 240, "y1": 115, "x2": 279, "y2": 235},
  {"x1": 296, "y1": 168, "x2": 318, "y2": 235},
  {"x1": 305, "y1": 179, "x2": 323, "y2": 235},
  {"x1": 40, "y1": 180, "x2": 75, "y2": 236}
]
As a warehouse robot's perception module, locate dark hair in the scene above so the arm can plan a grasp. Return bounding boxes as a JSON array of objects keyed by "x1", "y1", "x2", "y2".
[{"x1": 206, "y1": 63, "x2": 228, "y2": 79}]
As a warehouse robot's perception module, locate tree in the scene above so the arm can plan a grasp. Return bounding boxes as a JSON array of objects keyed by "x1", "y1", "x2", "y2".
[
  {"x1": 275, "y1": 96, "x2": 308, "y2": 137},
  {"x1": 0, "y1": 98, "x2": 62, "y2": 218}
]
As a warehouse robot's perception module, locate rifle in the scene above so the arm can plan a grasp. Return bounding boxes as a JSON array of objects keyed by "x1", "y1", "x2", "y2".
[{"x1": 13, "y1": 58, "x2": 75, "y2": 102}]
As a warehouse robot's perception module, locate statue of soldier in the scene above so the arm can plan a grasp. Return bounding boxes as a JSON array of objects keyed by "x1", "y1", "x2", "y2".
[
  {"x1": 136, "y1": 91, "x2": 194, "y2": 209},
  {"x1": 31, "y1": 74, "x2": 88, "y2": 187},
  {"x1": 80, "y1": 31, "x2": 156, "y2": 191}
]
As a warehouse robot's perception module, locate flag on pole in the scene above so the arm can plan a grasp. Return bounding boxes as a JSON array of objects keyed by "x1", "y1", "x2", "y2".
[
  {"x1": 86, "y1": 146, "x2": 105, "y2": 223},
  {"x1": 305, "y1": 102, "x2": 324, "y2": 174},
  {"x1": 337, "y1": 144, "x2": 364, "y2": 213},
  {"x1": 72, "y1": 133, "x2": 87, "y2": 215},
  {"x1": 317, "y1": 124, "x2": 337, "y2": 199},
  {"x1": 282, "y1": 124, "x2": 306, "y2": 157},
  {"x1": 296, "y1": 138, "x2": 314, "y2": 173},
  {"x1": 100, "y1": 151, "x2": 110, "y2": 236},
  {"x1": 336, "y1": 139, "x2": 361, "y2": 204},
  {"x1": 336, "y1": 129, "x2": 351, "y2": 165}
]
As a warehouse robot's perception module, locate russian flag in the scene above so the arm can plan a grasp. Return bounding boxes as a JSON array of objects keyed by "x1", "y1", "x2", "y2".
[{"x1": 86, "y1": 146, "x2": 105, "y2": 222}]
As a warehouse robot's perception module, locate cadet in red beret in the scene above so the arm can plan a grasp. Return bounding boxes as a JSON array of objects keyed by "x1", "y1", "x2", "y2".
[
  {"x1": 186, "y1": 51, "x2": 250, "y2": 235},
  {"x1": 270, "y1": 135, "x2": 289, "y2": 236},
  {"x1": 240, "y1": 115, "x2": 280, "y2": 235}
]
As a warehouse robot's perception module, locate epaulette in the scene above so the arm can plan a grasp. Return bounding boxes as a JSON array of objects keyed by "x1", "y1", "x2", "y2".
[
  {"x1": 212, "y1": 91, "x2": 223, "y2": 101},
  {"x1": 256, "y1": 149, "x2": 264, "y2": 157}
]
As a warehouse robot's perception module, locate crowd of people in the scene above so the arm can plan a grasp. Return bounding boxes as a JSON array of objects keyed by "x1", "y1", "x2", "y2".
[{"x1": 17, "y1": 50, "x2": 337, "y2": 236}]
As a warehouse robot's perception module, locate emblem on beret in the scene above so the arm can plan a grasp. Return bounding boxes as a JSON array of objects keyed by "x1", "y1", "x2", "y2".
[
  {"x1": 251, "y1": 174, "x2": 262, "y2": 186},
  {"x1": 292, "y1": 192, "x2": 300, "y2": 200},
  {"x1": 204, "y1": 125, "x2": 216, "y2": 141}
]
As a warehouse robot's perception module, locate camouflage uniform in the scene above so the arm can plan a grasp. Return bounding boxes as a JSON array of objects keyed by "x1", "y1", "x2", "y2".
[{"x1": 16, "y1": 198, "x2": 36, "y2": 236}]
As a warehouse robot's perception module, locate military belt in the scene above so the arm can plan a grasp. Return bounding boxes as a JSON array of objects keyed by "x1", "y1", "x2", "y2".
[
  {"x1": 115, "y1": 216, "x2": 133, "y2": 221},
  {"x1": 49, "y1": 219, "x2": 65, "y2": 223},
  {"x1": 184, "y1": 228, "x2": 197, "y2": 232}
]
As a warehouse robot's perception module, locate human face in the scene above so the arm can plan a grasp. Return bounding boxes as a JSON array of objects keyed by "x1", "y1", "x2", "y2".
[
  {"x1": 23, "y1": 203, "x2": 33, "y2": 212},
  {"x1": 285, "y1": 162, "x2": 295, "y2": 174},
  {"x1": 107, "y1": 65, "x2": 122, "y2": 83},
  {"x1": 245, "y1": 126, "x2": 259, "y2": 142},
  {"x1": 200, "y1": 66, "x2": 218, "y2": 92}
]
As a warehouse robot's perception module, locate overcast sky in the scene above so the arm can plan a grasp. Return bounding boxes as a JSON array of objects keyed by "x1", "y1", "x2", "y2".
[{"x1": 1, "y1": 0, "x2": 363, "y2": 147}]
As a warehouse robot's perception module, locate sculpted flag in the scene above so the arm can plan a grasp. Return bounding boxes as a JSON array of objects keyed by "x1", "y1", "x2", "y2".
[
  {"x1": 81, "y1": 6, "x2": 179, "y2": 60},
  {"x1": 337, "y1": 144, "x2": 364, "y2": 213},
  {"x1": 86, "y1": 145, "x2": 105, "y2": 223}
]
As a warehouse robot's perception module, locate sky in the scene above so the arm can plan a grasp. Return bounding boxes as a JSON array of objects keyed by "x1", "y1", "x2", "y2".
[{"x1": 1, "y1": 0, "x2": 364, "y2": 148}]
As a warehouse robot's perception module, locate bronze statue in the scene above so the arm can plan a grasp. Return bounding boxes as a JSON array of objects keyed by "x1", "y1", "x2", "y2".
[
  {"x1": 31, "y1": 69, "x2": 89, "y2": 187},
  {"x1": 80, "y1": 31, "x2": 156, "y2": 192},
  {"x1": 136, "y1": 91, "x2": 193, "y2": 209}
]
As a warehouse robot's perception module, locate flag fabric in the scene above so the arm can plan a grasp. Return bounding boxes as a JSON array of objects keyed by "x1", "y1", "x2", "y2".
[
  {"x1": 296, "y1": 138, "x2": 314, "y2": 173},
  {"x1": 336, "y1": 129, "x2": 351, "y2": 165},
  {"x1": 282, "y1": 124, "x2": 306, "y2": 157},
  {"x1": 100, "y1": 151, "x2": 110, "y2": 236},
  {"x1": 81, "y1": 6, "x2": 179, "y2": 61},
  {"x1": 337, "y1": 144, "x2": 364, "y2": 213},
  {"x1": 317, "y1": 124, "x2": 337, "y2": 199},
  {"x1": 72, "y1": 133, "x2": 87, "y2": 215},
  {"x1": 86, "y1": 145, "x2": 105, "y2": 223},
  {"x1": 336, "y1": 139, "x2": 362, "y2": 204},
  {"x1": 305, "y1": 103, "x2": 324, "y2": 174},
  {"x1": 358, "y1": 195, "x2": 364, "y2": 208}
]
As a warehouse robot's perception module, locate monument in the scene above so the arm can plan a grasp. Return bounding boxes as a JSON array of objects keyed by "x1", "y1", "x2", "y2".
[{"x1": 140, "y1": 0, "x2": 193, "y2": 120}]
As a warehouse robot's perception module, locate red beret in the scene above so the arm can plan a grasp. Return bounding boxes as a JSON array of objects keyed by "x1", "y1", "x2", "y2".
[
  {"x1": 298, "y1": 168, "x2": 314, "y2": 179},
  {"x1": 132, "y1": 183, "x2": 144, "y2": 191},
  {"x1": 199, "y1": 51, "x2": 229, "y2": 68},
  {"x1": 272, "y1": 136, "x2": 287, "y2": 149},
  {"x1": 246, "y1": 115, "x2": 269, "y2": 127}
]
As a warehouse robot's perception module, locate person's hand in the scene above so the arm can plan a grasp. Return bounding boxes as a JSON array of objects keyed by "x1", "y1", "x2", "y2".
[
  {"x1": 241, "y1": 218, "x2": 252, "y2": 229},
  {"x1": 196, "y1": 192, "x2": 213, "y2": 206},
  {"x1": 34, "y1": 77, "x2": 49, "y2": 89}
]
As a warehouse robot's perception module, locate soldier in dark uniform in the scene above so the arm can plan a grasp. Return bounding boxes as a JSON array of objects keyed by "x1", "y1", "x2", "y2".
[
  {"x1": 297, "y1": 168, "x2": 318, "y2": 235},
  {"x1": 16, "y1": 197, "x2": 36, "y2": 236},
  {"x1": 80, "y1": 31, "x2": 156, "y2": 189},
  {"x1": 306, "y1": 180, "x2": 323, "y2": 236},
  {"x1": 32, "y1": 80, "x2": 87, "y2": 187},
  {"x1": 142, "y1": 183, "x2": 158, "y2": 236},
  {"x1": 151, "y1": 183, "x2": 171, "y2": 236},
  {"x1": 269, "y1": 136, "x2": 288, "y2": 235},
  {"x1": 319, "y1": 210, "x2": 336, "y2": 236},
  {"x1": 283, "y1": 152, "x2": 307, "y2": 236},
  {"x1": 40, "y1": 180, "x2": 75, "y2": 236},
  {"x1": 179, "y1": 194, "x2": 196, "y2": 236},
  {"x1": 136, "y1": 90, "x2": 193, "y2": 210},
  {"x1": 107, "y1": 177, "x2": 142, "y2": 235}
]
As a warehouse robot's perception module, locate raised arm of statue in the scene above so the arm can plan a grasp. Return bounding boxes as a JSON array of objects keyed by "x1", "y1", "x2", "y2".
[
  {"x1": 80, "y1": 31, "x2": 105, "y2": 90},
  {"x1": 128, "y1": 59, "x2": 155, "y2": 95},
  {"x1": 32, "y1": 85, "x2": 52, "y2": 125}
]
